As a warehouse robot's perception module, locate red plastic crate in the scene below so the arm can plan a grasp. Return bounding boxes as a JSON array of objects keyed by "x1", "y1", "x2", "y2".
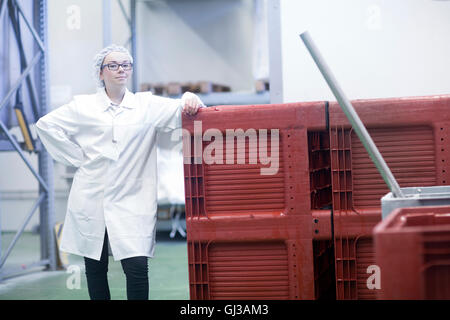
[
  {"x1": 182, "y1": 102, "x2": 332, "y2": 299},
  {"x1": 308, "y1": 131, "x2": 332, "y2": 210},
  {"x1": 182, "y1": 102, "x2": 327, "y2": 220},
  {"x1": 329, "y1": 95, "x2": 450, "y2": 299},
  {"x1": 182, "y1": 94, "x2": 450, "y2": 300},
  {"x1": 374, "y1": 206, "x2": 450, "y2": 300},
  {"x1": 188, "y1": 239, "x2": 305, "y2": 300},
  {"x1": 313, "y1": 239, "x2": 335, "y2": 300},
  {"x1": 329, "y1": 95, "x2": 450, "y2": 212},
  {"x1": 332, "y1": 210, "x2": 381, "y2": 300},
  {"x1": 186, "y1": 211, "x2": 334, "y2": 300}
]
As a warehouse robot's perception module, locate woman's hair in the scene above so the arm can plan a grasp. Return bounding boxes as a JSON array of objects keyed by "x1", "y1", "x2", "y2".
[{"x1": 92, "y1": 44, "x2": 133, "y2": 88}]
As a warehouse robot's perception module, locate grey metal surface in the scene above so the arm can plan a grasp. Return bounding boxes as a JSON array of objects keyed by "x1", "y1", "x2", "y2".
[
  {"x1": 0, "y1": 0, "x2": 41, "y2": 128},
  {"x1": 0, "y1": 0, "x2": 56, "y2": 279},
  {"x1": 103, "y1": 0, "x2": 137, "y2": 91},
  {"x1": 0, "y1": 191, "x2": 2, "y2": 281},
  {"x1": 0, "y1": 51, "x2": 42, "y2": 115},
  {"x1": 130, "y1": 0, "x2": 137, "y2": 92},
  {"x1": 0, "y1": 0, "x2": 7, "y2": 21},
  {"x1": 267, "y1": 0, "x2": 283, "y2": 104},
  {"x1": 0, "y1": 87, "x2": 48, "y2": 191},
  {"x1": 381, "y1": 186, "x2": 450, "y2": 219},
  {"x1": 13, "y1": 0, "x2": 44, "y2": 52},
  {"x1": 299, "y1": 31, "x2": 404, "y2": 199},
  {"x1": 102, "y1": 0, "x2": 112, "y2": 47},
  {"x1": 167, "y1": 91, "x2": 270, "y2": 106},
  {"x1": 0, "y1": 193, "x2": 45, "y2": 269},
  {"x1": 0, "y1": 0, "x2": 11, "y2": 127},
  {"x1": 37, "y1": 0, "x2": 56, "y2": 271}
]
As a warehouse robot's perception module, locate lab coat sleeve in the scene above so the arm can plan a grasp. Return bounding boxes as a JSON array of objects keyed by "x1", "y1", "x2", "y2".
[
  {"x1": 149, "y1": 92, "x2": 205, "y2": 132},
  {"x1": 35, "y1": 100, "x2": 85, "y2": 167}
]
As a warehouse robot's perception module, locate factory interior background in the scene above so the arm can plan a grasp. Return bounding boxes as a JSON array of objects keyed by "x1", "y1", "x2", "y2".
[{"x1": 1, "y1": 0, "x2": 450, "y2": 302}]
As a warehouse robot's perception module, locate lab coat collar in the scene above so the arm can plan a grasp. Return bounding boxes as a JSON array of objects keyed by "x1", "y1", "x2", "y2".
[{"x1": 97, "y1": 87, "x2": 137, "y2": 111}]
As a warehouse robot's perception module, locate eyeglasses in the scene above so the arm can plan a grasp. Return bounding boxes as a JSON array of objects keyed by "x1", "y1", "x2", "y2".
[{"x1": 101, "y1": 62, "x2": 133, "y2": 71}]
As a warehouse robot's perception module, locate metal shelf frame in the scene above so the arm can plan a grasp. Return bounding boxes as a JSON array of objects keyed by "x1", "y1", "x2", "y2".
[
  {"x1": 0, "y1": 0, "x2": 56, "y2": 281},
  {"x1": 103, "y1": 0, "x2": 138, "y2": 92}
]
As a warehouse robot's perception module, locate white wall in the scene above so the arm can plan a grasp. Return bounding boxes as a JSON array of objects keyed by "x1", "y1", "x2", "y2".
[
  {"x1": 274, "y1": 0, "x2": 450, "y2": 103},
  {"x1": 46, "y1": 0, "x2": 259, "y2": 97},
  {"x1": 137, "y1": 0, "x2": 255, "y2": 91},
  {"x1": 48, "y1": 0, "x2": 130, "y2": 107}
]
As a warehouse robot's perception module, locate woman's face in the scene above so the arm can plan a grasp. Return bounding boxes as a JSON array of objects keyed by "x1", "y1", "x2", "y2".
[{"x1": 100, "y1": 51, "x2": 133, "y2": 88}]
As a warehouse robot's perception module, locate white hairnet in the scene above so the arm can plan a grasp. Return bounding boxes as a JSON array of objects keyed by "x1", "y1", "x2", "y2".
[{"x1": 92, "y1": 44, "x2": 133, "y2": 88}]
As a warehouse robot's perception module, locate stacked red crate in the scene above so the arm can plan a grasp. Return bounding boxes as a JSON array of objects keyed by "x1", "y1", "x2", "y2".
[
  {"x1": 182, "y1": 94, "x2": 450, "y2": 300},
  {"x1": 374, "y1": 206, "x2": 450, "y2": 299},
  {"x1": 328, "y1": 94, "x2": 450, "y2": 299},
  {"x1": 182, "y1": 102, "x2": 334, "y2": 300}
]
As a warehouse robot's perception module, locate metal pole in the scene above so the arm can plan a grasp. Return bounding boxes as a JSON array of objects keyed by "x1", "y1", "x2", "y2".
[
  {"x1": 0, "y1": 0, "x2": 7, "y2": 22},
  {"x1": 37, "y1": 0, "x2": 56, "y2": 271},
  {"x1": 103, "y1": 0, "x2": 112, "y2": 47},
  {"x1": 9, "y1": 0, "x2": 41, "y2": 121},
  {"x1": 0, "y1": 193, "x2": 45, "y2": 269},
  {"x1": 0, "y1": 51, "x2": 42, "y2": 113},
  {"x1": 299, "y1": 31, "x2": 404, "y2": 198},
  {"x1": 0, "y1": 191, "x2": 2, "y2": 282},
  {"x1": 13, "y1": 0, "x2": 45, "y2": 52},
  {"x1": 130, "y1": 0, "x2": 137, "y2": 92},
  {"x1": 267, "y1": 0, "x2": 283, "y2": 103},
  {"x1": 1, "y1": 259, "x2": 50, "y2": 280},
  {"x1": 0, "y1": 120, "x2": 48, "y2": 191},
  {"x1": 117, "y1": 0, "x2": 131, "y2": 26}
]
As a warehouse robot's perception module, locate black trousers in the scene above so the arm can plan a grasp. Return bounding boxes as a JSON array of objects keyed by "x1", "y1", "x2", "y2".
[{"x1": 84, "y1": 230, "x2": 149, "y2": 300}]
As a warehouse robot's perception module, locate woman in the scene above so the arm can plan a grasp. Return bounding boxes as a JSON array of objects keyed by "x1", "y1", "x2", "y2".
[{"x1": 36, "y1": 44, "x2": 204, "y2": 300}]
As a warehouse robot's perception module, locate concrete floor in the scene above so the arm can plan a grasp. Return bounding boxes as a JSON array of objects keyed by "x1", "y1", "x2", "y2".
[{"x1": 0, "y1": 232, "x2": 190, "y2": 300}]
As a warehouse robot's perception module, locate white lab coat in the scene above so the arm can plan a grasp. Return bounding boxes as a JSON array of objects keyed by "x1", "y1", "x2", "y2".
[{"x1": 36, "y1": 88, "x2": 200, "y2": 261}]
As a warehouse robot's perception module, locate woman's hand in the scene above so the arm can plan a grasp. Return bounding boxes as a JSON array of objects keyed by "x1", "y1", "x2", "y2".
[{"x1": 182, "y1": 92, "x2": 205, "y2": 116}]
